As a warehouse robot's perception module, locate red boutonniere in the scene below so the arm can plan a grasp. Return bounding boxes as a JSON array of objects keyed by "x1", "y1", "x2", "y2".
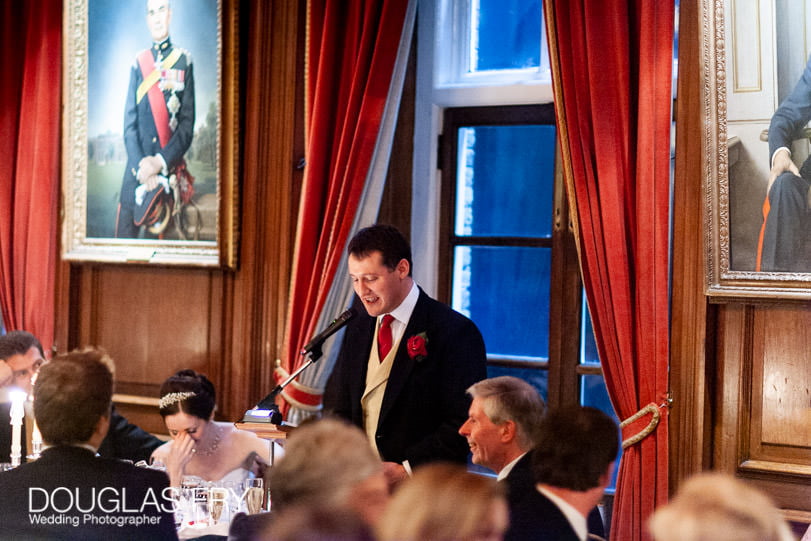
[{"x1": 407, "y1": 332, "x2": 429, "y2": 361}]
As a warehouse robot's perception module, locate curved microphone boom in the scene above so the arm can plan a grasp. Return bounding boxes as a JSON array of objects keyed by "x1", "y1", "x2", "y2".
[
  {"x1": 244, "y1": 307, "x2": 357, "y2": 423},
  {"x1": 300, "y1": 307, "x2": 357, "y2": 356}
]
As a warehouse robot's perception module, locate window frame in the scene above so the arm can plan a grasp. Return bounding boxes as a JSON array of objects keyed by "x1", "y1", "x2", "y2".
[{"x1": 437, "y1": 103, "x2": 594, "y2": 407}]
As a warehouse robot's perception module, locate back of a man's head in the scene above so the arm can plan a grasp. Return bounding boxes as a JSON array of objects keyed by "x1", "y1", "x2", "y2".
[
  {"x1": 532, "y1": 406, "x2": 618, "y2": 491},
  {"x1": 34, "y1": 348, "x2": 114, "y2": 446},
  {"x1": 467, "y1": 376, "x2": 545, "y2": 450},
  {"x1": 269, "y1": 417, "x2": 384, "y2": 514},
  {"x1": 0, "y1": 330, "x2": 43, "y2": 360}
]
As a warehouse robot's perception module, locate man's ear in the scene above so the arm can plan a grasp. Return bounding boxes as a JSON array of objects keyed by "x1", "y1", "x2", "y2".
[
  {"x1": 85, "y1": 411, "x2": 110, "y2": 453},
  {"x1": 0, "y1": 361, "x2": 12, "y2": 387},
  {"x1": 500, "y1": 420, "x2": 517, "y2": 443},
  {"x1": 396, "y1": 258, "x2": 410, "y2": 278},
  {"x1": 598, "y1": 461, "x2": 616, "y2": 488}
]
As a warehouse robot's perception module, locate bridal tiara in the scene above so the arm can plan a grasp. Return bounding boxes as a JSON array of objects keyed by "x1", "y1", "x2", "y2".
[{"x1": 159, "y1": 391, "x2": 197, "y2": 409}]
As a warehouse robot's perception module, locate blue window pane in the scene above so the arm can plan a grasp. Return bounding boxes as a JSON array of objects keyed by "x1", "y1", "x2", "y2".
[
  {"x1": 581, "y1": 375, "x2": 621, "y2": 490},
  {"x1": 471, "y1": 0, "x2": 542, "y2": 72},
  {"x1": 487, "y1": 364, "x2": 548, "y2": 402},
  {"x1": 452, "y1": 246, "x2": 550, "y2": 359},
  {"x1": 580, "y1": 295, "x2": 600, "y2": 365},
  {"x1": 455, "y1": 125, "x2": 555, "y2": 238}
]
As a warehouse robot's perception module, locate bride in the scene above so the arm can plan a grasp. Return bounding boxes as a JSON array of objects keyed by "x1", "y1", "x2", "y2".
[{"x1": 151, "y1": 369, "x2": 275, "y2": 486}]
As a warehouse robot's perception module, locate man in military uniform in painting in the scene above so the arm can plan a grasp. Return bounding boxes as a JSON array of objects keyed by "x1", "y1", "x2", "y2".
[{"x1": 116, "y1": 0, "x2": 195, "y2": 238}]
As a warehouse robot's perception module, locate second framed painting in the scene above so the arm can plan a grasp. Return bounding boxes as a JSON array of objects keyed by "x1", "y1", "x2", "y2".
[
  {"x1": 703, "y1": 0, "x2": 811, "y2": 299},
  {"x1": 62, "y1": 0, "x2": 238, "y2": 267}
]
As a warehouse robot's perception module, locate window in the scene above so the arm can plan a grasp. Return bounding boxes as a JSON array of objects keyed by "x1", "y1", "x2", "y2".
[
  {"x1": 435, "y1": 0, "x2": 549, "y2": 87},
  {"x1": 425, "y1": 0, "x2": 620, "y2": 488}
]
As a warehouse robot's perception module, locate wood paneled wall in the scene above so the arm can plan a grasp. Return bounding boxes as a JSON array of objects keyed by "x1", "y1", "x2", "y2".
[
  {"x1": 55, "y1": 0, "x2": 305, "y2": 432},
  {"x1": 673, "y1": 0, "x2": 811, "y2": 532}
]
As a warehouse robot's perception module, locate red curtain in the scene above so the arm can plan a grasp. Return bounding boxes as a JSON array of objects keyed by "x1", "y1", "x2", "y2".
[
  {"x1": 0, "y1": 0, "x2": 61, "y2": 351},
  {"x1": 545, "y1": 1, "x2": 673, "y2": 539},
  {"x1": 278, "y1": 0, "x2": 410, "y2": 416}
]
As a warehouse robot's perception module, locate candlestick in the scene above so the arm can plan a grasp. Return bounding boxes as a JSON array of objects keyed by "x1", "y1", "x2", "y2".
[{"x1": 9, "y1": 390, "x2": 26, "y2": 467}]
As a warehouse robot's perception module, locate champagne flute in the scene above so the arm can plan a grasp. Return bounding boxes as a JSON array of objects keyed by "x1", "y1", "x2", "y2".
[
  {"x1": 242, "y1": 478, "x2": 264, "y2": 514},
  {"x1": 208, "y1": 487, "x2": 228, "y2": 524}
]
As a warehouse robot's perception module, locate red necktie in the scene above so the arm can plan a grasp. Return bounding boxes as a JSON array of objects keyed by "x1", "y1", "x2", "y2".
[{"x1": 378, "y1": 314, "x2": 394, "y2": 361}]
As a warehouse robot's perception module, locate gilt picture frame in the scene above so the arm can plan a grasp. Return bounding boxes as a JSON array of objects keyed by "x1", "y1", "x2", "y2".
[
  {"x1": 61, "y1": 0, "x2": 238, "y2": 268},
  {"x1": 704, "y1": 0, "x2": 811, "y2": 299}
]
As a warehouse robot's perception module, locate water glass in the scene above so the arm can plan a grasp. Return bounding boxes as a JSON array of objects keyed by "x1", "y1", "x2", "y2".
[{"x1": 179, "y1": 475, "x2": 208, "y2": 527}]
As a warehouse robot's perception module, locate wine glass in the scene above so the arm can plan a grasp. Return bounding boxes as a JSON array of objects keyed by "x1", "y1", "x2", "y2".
[{"x1": 242, "y1": 478, "x2": 264, "y2": 515}]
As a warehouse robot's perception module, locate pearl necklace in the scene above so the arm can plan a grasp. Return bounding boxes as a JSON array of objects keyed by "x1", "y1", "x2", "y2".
[{"x1": 196, "y1": 424, "x2": 224, "y2": 457}]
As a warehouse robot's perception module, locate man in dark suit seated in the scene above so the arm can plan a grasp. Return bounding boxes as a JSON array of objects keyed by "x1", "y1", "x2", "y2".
[
  {"x1": 757, "y1": 53, "x2": 811, "y2": 271},
  {"x1": 0, "y1": 331, "x2": 163, "y2": 463},
  {"x1": 0, "y1": 347, "x2": 177, "y2": 540},
  {"x1": 507, "y1": 405, "x2": 618, "y2": 541},
  {"x1": 324, "y1": 224, "x2": 488, "y2": 486},
  {"x1": 459, "y1": 377, "x2": 605, "y2": 539}
]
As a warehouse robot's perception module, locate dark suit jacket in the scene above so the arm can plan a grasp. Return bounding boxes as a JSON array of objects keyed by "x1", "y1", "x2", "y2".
[
  {"x1": 504, "y1": 453, "x2": 605, "y2": 540},
  {"x1": 0, "y1": 405, "x2": 161, "y2": 463},
  {"x1": 505, "y1": 487, "x2": 580, "y2": 541},
  {"x1": 769, "y1": 54, "x2": 811, "y2": 163},
  {"x1": 324, "y1": 288, "x2": 487, "y2": 465},
  {"x1": 0, "y1": 445, "x2": 178, "y2": 540},
  {"x1": 97, "y1": 406, "x2": 163, "y2": 463}
]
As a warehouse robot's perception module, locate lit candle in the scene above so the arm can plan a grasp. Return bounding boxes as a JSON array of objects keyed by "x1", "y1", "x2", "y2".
[
  {"x1": 9, "y1": 390, "x2": 26, "y2": 467},
  {"x1": 31, "y1": 420, "x2": 42, "y2": 459}
]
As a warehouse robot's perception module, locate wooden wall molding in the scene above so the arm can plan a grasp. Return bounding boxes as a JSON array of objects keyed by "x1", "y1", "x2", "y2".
[{"x1": 669, "y1": 0, "x2": 714, "y2": 491}]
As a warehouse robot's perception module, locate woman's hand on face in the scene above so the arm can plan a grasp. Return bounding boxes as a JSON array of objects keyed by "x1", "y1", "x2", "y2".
[{"x1": 165, "y1": 432, "x2": 196, "y2": 485}]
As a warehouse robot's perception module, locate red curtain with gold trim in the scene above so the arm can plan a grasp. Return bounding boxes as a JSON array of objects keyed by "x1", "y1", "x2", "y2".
[
  {"x1": 0, "y1": 0, "x2": 61, "y2": 351},
  {"x1": 545, "y1": 1, "x2": 674, "y2": 539},
  {"x1": 278, "y1": 0, "x2": 410, "y2": 416}
]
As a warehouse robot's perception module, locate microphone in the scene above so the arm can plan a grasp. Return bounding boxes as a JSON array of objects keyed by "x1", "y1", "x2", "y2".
[
  {"x1": 243, "y1": 307, "x2": 357, "y2": 423},
  {"x1": 300, "y1": 308, "x2": 357, "y2": 356}
]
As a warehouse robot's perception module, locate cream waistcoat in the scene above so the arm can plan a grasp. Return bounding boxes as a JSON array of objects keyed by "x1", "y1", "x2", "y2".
[{"x1": 361, "y1": 323, "x2": 402, "y2": 456}]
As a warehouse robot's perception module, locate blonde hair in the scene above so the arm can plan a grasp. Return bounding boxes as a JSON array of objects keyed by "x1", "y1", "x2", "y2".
[
  {"x1": 376, "y1": 463, "x2": 507, "y2": 541},
  {"x1": 268, "y1": 417, "x2": 382, "y2": 512},
  {"x1": 648, "y1": 473, "x2": 795, "y2": 541}
]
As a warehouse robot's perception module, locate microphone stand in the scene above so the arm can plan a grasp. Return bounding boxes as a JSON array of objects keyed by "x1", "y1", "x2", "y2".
[{"x1": 241, "y1": 344, "x2": 325, "y2": 425}]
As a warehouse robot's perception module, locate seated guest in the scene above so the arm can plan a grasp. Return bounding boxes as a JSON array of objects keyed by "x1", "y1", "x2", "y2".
[
  {"x1": 507, "y1": 406, "x2": 618, "y2": 541},
  {"x1": 152, "y1": 369, "x2": 274, "y2": 486},
  {"x1": 250, "y1": 504, "x2": 375, "y2": 541},
  {"x1": 229, "y1": 417, "x2": 388, "y2": 541},
  {"x1": 649, "y1": 472, "x2": 794, "y2": 541},
  {"x1": 0, "y1": 348, "x2": 177, "y2": 540},
  {"x1": 460, "y1": 377, "x2": 605, "y2": 538},
  {"x1": 0, "y1": 331, "x2": 162, "y2": 463},
  {"x1": 376, "y1": 462, "x2": 508, "y2": 541},
  {"x1": 0, "y1": 330, "x2": 45, "y2": 462},
  {"x1": 228, "y1": 418, "x2": 389, "y2": 541}
]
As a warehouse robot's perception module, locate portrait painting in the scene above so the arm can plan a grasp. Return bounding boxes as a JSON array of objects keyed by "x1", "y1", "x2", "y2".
[
  {"x1": 62, "y1": 0, "x2": 238, "y2": 267},
  {"x1": 705, "y1": 0, "x2": 811, "y2": 298}
]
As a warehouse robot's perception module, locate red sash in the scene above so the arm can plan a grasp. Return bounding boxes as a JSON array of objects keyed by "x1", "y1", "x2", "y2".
[{"x1": 137, "y1": 50, "x2": 172, "y2": 148}]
